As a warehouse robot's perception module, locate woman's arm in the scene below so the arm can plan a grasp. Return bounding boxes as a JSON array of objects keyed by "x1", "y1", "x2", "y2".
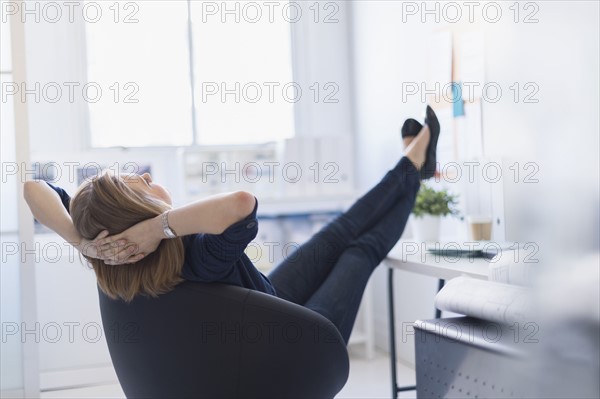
[
  {"x1": 168, "y1": 190, "x2": 257, "y2": 236},
  {"x1": 94, "y1": 191, "x2": 257, "y2": 262},
  {"x1": 23, "y1": 180, "x2": 109, "y2": 257},
  {"x1": 23, "y1": 180, "x2": 82, "y2": 245}
]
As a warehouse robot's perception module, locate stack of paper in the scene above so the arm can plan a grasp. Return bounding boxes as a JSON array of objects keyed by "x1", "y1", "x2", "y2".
[{"x1": 435, "y1": 276, "x2": 533, "y2": 325}]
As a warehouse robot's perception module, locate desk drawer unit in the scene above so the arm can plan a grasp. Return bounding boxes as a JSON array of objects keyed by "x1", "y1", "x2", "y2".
[{"x1": 414, "y1": 317, "x2": 535, "y2": 399}]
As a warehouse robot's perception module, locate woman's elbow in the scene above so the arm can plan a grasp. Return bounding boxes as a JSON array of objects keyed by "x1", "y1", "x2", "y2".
[
  {"x1": 23, "y1": 180, "x2": 39, "y2": 202},
  {"x1": 232, "y1": 191, "x2": 256, "y2": 219}
]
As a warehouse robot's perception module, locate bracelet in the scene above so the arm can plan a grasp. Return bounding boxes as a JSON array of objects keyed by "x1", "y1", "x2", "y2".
[{"x1": 161, "y1": 211, "x2": 177, "y2": 239}]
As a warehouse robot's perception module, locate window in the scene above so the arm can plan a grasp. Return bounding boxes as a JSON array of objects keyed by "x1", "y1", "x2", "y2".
[
  {"x1": 190, "y1": 1, "x2": 295, "y2": 145},
  {"x1": 85, "y1": 1, "x2": 192, "y2": 147},
  {"x1": 85, "y1": 0, "x2": 295, "y2": 148}
]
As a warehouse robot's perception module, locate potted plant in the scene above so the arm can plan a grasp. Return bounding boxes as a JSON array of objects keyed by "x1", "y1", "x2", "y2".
[{"x1": 411, "y1": 184, "x2": 459, "y2": 243}]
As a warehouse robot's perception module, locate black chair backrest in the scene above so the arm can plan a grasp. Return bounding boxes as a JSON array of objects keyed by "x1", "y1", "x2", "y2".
[{"x1": 98, "y1": 280, "x2": 349, "y2": 398}]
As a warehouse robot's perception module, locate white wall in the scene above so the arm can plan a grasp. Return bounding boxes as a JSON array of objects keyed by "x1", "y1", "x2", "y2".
[
  {"x1": 481, "y1": 1, "x2": 599, "y2": 247},
  {"x1": 349, "y1": 0, "x2": 599, "y2": 364}
]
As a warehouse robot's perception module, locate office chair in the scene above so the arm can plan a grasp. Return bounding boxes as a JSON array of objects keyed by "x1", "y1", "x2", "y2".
[{"x1": 98, "y1": 280, "x2": 350, "y2": 398}]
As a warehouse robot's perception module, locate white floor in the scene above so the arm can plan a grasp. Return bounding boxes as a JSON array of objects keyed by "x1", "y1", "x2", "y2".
[
  {"x1": 39, "y1": 349, "x2": 416, "y2": 399},
  {"x1": 338, "y1": 348, "x2": 417, "y2": 399}
]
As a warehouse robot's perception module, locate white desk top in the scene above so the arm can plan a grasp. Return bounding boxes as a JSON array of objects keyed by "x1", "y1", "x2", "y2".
[
  {"x1": 385, "y1": 240, "x2": 490, "y2": 281},
  {"x1": 257, "y1": 194, "x2": 356, "y2": 217}
]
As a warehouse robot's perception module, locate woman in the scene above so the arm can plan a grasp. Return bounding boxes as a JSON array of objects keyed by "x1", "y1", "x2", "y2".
[{"x1": 24, "y1": 106, "x2": 440, "y2": 345}]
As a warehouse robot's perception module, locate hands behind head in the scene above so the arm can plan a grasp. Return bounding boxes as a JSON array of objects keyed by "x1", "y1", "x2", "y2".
[{"x1": 78, "y1": 216, "x2": 164, "y2": 265}]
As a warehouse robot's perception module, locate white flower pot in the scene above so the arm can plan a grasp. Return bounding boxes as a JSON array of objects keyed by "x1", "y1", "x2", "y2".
[{"x1": 411, "y1": 214, "x2": 441, "y2": 243}]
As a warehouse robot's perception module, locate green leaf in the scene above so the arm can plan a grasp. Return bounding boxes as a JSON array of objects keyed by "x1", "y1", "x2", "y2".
[{"x1": 412, "y1": 184, "x2": 460, "y2": 217}]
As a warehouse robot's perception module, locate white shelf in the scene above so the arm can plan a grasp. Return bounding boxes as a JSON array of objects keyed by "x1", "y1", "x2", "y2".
[{"x1": 257, "y1": 194, "x2": 357, "y2": 217}]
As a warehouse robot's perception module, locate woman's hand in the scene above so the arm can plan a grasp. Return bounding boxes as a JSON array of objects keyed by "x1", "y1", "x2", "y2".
[
  {"x1": 93, "y1": 216, "x2": 164, "y2": 265},
  {"x1": 77, "y1": 230, "x2": 145, "y2": 265},
  {"x1": 76, "y1": 230, "x2": 111, "y2": 260}
]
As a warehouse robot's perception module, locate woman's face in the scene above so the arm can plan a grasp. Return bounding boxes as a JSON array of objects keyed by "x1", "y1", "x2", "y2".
[{"x1": 121, "y1": 173, "x2": 172, "y2": 205}]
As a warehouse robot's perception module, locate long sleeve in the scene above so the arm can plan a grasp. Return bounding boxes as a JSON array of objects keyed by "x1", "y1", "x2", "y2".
[
  {"x1": 181, "y1": 199, "x2": 259, "y2": 281},
  {"x1": 44, "y1": 181, "x2": 72, "y2": 214}
]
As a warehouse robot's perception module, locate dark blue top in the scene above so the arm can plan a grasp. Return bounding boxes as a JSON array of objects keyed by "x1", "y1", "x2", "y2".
[{"x1": 46, "y1": 182, "x2": 277, "y2": 297}]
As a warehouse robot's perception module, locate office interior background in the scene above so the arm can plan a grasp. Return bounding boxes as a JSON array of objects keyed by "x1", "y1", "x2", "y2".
[{"x1": 1, "y1": 1, "x2": 599, "y2": 398}]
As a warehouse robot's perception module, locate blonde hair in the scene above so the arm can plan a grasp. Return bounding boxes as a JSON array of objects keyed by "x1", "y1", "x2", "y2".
[{"x1": 70, "y1": 172, "x2": 184, "y2": 302}]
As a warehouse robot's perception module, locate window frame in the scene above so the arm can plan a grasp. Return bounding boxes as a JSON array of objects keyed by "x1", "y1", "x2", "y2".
[{"x1": 83, "y1": 0, "x2": 300, "y2": 150}]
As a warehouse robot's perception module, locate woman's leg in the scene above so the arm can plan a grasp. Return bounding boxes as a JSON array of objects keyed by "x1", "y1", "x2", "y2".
[
  {"x1": 268, "y1": 125, "x2": 428, "y2": 306},
  {"x1": 302, "y1": 186, "x2": 419, "y2": 344}
]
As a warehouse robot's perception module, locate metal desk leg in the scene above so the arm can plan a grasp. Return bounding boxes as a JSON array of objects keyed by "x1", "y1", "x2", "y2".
[
  {"x1": 388, "y1": 267, "x2": 416, "y2": 399},
  {"x1": 434, "y1": 279, "x2": 445, "y2": 319},
  {"x1": 388, "y1": 268, "x2": 398, "y2": 398}
]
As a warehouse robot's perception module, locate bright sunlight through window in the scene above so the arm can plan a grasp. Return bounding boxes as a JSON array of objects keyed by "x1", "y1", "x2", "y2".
[{"x1": 85, "y1": 1, "x2": 295, "y2": 148}]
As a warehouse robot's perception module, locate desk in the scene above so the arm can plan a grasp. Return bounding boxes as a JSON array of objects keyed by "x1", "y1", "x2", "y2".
[{"x1": 383, "y1": 242, "x2": 490, "y2": 399}]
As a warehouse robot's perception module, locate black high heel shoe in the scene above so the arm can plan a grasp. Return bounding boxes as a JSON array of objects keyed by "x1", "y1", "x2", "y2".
[
  {"x1": 420, "y1": 105, "x2": 440, "y2": 180},
  {"x1": 401, "y1": 118, "x2": 423, "y2": 139}
]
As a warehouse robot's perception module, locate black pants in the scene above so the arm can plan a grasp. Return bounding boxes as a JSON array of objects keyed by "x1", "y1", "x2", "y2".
[{"x1": 268, "y1": 156, "x2": 421, "y2": 343}]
